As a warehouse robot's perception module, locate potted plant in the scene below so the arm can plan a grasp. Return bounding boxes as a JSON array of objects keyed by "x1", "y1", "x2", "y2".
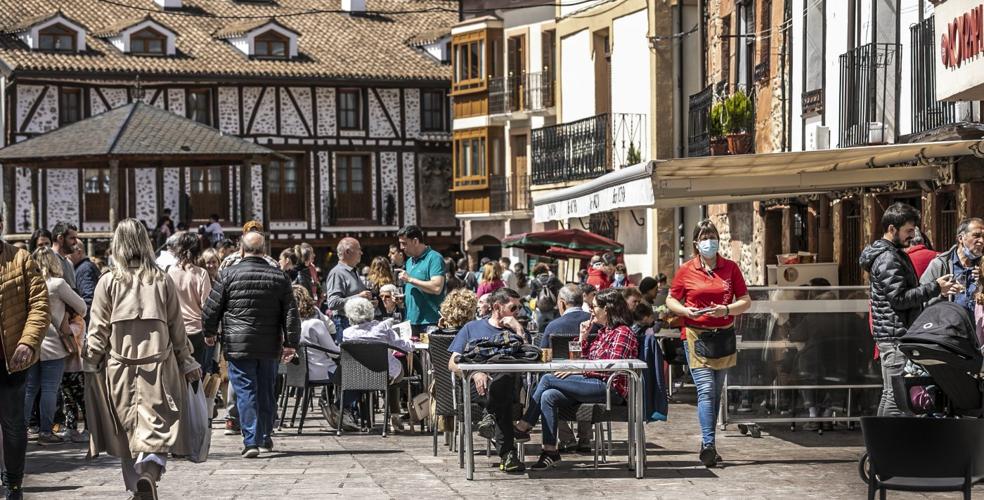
[
  {"x1": 708, "y1": 101, "x2": 728, "y2": 155},
  {"x1": 722, "y1": 89, "x2": 753, "y2": 154}
]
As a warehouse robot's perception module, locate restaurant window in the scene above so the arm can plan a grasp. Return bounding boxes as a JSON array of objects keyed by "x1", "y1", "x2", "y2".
[
  {"x1": 59, "y1": 87, "x2": 82, "y2": 126},
  {"x1": 83, "y1": 168, "x2": 110, "y2": 221},
  {"x1": 254, "y1": 31, "x2": 288, "y2": 59},
  {"x1": 187, "y1": 89, "x2": 212, "y2": 126},
  {"x1": 189, "y1": 167, "x2": 228, "y2": 221},
  {"x1": 421, "y1": 90, "x2": 448, "y2": 132},
  {"x1": 337, "y1": 89, "x2": 363, "y2": 130},
  {"x1": 267, "y1": 154, "x2": 307, "y2": 220},
  {"x1": 335, "y1": 154, "x2": 372, "y2": 223},
  {"x1": 130, "y1": 27, "x2": 166, "y2": 56},
  {"x1": 38, "y1": 24, "x2": 77, "y2": 52}
]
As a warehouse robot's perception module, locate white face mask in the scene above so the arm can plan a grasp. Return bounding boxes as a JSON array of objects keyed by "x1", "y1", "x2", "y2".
[
  {"x1": 614, "y1": 273, "x2": 626, "y2": 281},
  {"x1": 697, "y1": 239, "x2": 719, "y2": 258}
]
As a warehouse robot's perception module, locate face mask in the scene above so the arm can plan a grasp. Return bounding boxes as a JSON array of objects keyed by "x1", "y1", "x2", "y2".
[
  {"x1": 963, "y1": 245, "x2": 982, "y2": 263},
  {"x1": 697, "y1": 239, "x2": 719, "y2": 258},
  {"x1": 614, "y1": 273, "x2": 626, "y2": 281}
]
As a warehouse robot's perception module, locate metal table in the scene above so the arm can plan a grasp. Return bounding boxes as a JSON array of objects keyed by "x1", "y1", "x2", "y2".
[{"x1": 457, "y1": 359, "x2": 648, "y2": 480}]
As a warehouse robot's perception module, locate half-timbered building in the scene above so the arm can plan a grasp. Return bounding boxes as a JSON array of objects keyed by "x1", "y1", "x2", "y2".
[{"x1": 0, "y1": 0, "x2": 456, "y2": 253}]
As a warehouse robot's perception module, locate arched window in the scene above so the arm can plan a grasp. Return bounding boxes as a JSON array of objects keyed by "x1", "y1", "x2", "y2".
[
  {"x1": 254, "y1": 31, "x2": 288, "y2": 59},
  {"x1": 38, "y1": 24, "x2": 77, "y2": 52},
  {"x1": 130, "y1": 27, "x2": 167, "y2": 56}
]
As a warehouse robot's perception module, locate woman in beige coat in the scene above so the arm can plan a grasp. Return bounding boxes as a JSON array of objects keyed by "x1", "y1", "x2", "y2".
[{"x1": 83, "y1": 219, "x2": 201, "y2": 500}]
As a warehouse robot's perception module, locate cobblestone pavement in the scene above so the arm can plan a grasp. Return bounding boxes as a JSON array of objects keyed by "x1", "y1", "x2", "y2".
[{"x1": 11, "y1": 399, "x2": 978, "y2": 500}]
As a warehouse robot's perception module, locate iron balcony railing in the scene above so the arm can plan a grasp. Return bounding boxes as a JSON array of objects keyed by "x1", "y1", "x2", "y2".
[
  {"x1": 531, "y1": 112, "x2": 647, "y2": 185},
  {"x1": 911, "y1": 17, "x2": 956, "y2": 134},
  {"x1": 489, "y1": 174, "x2": 531, "y2": 213},
  {"x1": 839, "y1": 42, "x2": 901, "y2": 148},
  {"x1": 488, "y1": 71, "x2": 556, "y2": 115},
  {"x1": 687, "y1": 85, "x2": 713, "y2": 157}
]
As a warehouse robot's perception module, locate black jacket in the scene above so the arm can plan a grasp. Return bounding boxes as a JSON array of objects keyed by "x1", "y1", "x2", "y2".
[
  {"x1": 202, "y1": 256, "x2": 301, "y2": 360},
  {"x1": 859, "y1": 239, "x2": 940, "y2": 341}
]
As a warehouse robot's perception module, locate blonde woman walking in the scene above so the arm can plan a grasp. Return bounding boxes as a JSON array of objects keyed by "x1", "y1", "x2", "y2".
[{"x1": 84, "y1": 219, "x2": 200, "y2": 500}]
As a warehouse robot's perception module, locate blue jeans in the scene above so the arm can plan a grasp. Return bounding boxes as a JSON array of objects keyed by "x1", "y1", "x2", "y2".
[
  {"x1": 685, "y1": 344, "x2": 728, "y2": 447},
  {"x1": 332, "y1": 316, "x2": 350, "y2": 344},
  {"x1": 227, "y1": 358, "x2": 278, "y2": 448},
  {"x1": 23, "y1": 357, "x2": 66, "y2": 434},
  {"x1": 521, "y1": 374, "x2": 619, "y2": 446}
]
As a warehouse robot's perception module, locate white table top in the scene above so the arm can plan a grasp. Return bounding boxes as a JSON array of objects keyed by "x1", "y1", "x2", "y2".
[
  {"x1": 457, "y1": 358, "x2": 647, "y2": 373},
  {"x1": 412, "y1": 342, "x2": 429, "y2": 350}
]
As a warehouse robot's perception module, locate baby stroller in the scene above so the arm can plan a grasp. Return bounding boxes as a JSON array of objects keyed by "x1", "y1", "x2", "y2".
[
  {"x1": 893, "y1": 301, "x2": 984, "y2": 417},
  {"x1": 860, "y1": 301, "x2": 984, "y2": 484}
]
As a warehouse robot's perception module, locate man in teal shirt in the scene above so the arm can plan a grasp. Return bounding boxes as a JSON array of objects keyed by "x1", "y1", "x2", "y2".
[{"x1": 397, "y1": 225, "x2": 447, "y2": 335}]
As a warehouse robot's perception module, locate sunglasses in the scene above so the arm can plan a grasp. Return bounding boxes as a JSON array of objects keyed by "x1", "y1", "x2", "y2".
[{"x1": 501, "y1": 303, "x2": 519, "y2": 313}]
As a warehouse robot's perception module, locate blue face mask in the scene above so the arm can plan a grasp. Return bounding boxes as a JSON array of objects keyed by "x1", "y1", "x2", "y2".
[
  {"x1": 963, "y1": 245, "x2": 982, "y2": 263},
  {"x1": 697, "y1": 239, "x2": 719, "y2": 258}
]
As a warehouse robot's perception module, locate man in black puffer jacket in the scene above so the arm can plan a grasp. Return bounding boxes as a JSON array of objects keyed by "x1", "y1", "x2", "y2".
[
  {"x1": 202, "y1": 231, "x2": 300, "y2": 457},
  {"x1": 859, "y1": 202, "x2": 957, "y2": 416}
]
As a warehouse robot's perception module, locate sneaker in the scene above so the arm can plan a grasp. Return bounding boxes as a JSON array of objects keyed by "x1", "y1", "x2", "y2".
[
  {"x1": 37, "y1": 433, "x2": 64, "y2": 445},
  {"x1": 699, "y1": 444, "x2": 718, "y2": 467},
  {"x1": 575, "y1": 437, "x2": 592, "y2": 453},
  {"x1": 135, "y1": 473, "x2": 158, "y2": 500},
  {"x1": 26, "y1": 428, "x2": 39, "y2": 442},
  {"x1": 530, "y1": 451, "x2": 562, "y2": 470},
  {"x1": 512, "y1": 425, "x2": 531, "y2": 443},
  {"x1": 341, "y1": 410, "x2": 360, "y2": 432},
  {"x1": 476, "y1": 413, "x2": 496, "y2": 441},
  {"x1": 241, "y1": 447, "x2": 260, "y2": 459},
  {"x1": 5, "y1": 485, "x2": 24, "y2": 500},
  {"x1": 389, "y1": 415, "x2": 405, "y2": 434},
  {"x1": 499, "y1": 450, "x2": 526, "y2": 473},
  {"x1": 259, "y1": 439, "x2": 274, "y2": 453},
  {"x1": 224, "y1": 419, "x2": 240, "y2": 436}
]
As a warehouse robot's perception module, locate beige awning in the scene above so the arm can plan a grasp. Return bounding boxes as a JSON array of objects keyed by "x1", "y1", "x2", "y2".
[{"x1": 651, "y1": 140, "x2": 984, "y2": 207}]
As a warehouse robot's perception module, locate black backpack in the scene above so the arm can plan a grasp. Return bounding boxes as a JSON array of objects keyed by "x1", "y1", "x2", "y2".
[{"x1": 535, "y1": 276, "x2": 557, "y2": 312}]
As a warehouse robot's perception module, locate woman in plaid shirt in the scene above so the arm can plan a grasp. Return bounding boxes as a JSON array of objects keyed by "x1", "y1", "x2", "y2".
[{"x1": 514, "y1": 288, "x2": 639, "y2": 470}]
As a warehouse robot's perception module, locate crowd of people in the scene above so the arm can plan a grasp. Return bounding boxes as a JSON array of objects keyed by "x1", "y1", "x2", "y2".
[{"x1": 0, "y1": 211, "x2": 761, "y2": 498}]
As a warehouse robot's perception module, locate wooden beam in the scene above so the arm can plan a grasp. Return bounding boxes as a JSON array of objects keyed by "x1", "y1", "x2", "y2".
[
  {"x1": 241, "y1": 160, "x2": 253, "y2": 223},
  {"x1": 2, "y1": 165, "x2": 13, "y2": 235}
]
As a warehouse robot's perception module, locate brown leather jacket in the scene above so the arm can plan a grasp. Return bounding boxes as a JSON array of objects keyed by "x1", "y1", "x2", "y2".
[{"x1": 0, "y1": 241, "x2": 49, "y2": 372}]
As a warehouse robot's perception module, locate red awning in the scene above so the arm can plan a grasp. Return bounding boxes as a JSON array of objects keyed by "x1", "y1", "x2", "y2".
[{"x1": 502, "y1": 229, "x2": 624, "y2": 256}]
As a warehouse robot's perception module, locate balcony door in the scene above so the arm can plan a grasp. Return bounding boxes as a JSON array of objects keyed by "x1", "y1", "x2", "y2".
[
  {"x1": 510, "y1": 134, "x2": 528, "y2": 210},
  {"x1": 189, "y1": 167, "x2": 229, "y2": 222},
  {"x1": 507, "y1": 35, "x2": 526, "y2": 111},
  {"x1": 335, "y1": 154, "x2": 372, "y2": 224}
]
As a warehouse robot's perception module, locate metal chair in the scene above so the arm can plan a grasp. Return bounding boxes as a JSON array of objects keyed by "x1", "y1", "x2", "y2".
[
  {"x1": 278, "y1": 342, "x2": 339, "y2": 435},
  {"x1": 335, "y1": 340, "x2": 401, "y2": 437},
  {"x1": 428, "y1": 332, "x2": 458, "y2": 456}
]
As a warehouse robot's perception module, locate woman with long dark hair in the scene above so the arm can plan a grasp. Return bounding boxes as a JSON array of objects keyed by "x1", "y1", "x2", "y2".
[
  {"x1": 665, "y1": 219, "x2": 751, "y2": 468},
  {"x1": 84, "y1": 218, "x2": 200, "y2": 499},
  {"x1": 514, "y1": 288, "x2": 639, "y2": 470}
]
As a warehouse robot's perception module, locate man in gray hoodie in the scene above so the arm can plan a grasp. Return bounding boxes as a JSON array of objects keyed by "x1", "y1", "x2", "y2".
[
  {"x1": 859, "y1": 203, "x2": 957, "y2": 416},
  {"x1": 919, "y1": 217, "x2": 984, "y2": 312}
]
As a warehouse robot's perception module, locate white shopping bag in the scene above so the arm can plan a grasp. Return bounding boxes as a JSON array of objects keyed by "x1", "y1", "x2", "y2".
[{"x1": 183, "y1": 381, "x2": 211, "y2": 463}]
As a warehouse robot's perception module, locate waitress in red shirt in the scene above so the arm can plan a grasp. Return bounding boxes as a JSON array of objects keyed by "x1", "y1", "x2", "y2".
[{"x1": 666, "y1": 219, "x2": 752, "y2": 468}]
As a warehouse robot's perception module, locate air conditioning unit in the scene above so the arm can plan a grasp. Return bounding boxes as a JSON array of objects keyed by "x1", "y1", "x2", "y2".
[
  {"x1": 956, "y1": 101, "x2": 974, "y2": 122},
  {"x1": 868, "y1": 121, "x2": 894, "y2": 145},
  {"x1": 808, "y1": 125, "x2": 830, "y2": 150}
]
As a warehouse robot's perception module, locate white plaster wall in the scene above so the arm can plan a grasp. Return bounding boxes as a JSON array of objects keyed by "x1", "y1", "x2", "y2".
[
  {"x1": 217, "y1": 87, "x2": 240, "y2": 134},
  {"x1": 90, "y1": 91, "x2": 107, "y2": 116},
  {"x1": 825, "y1": 5, "x2": 849, "y2": 148},
  {"x1": 45, "y1": 169, "x2": 78, "y2": 228},
  {"x1": 163, "y1": 167, "x2": 180, "y2": 221},
  {"x1": 15, "y1": 167, "x2": 31, "y2": 232},
  {"x1": 791, "y1": 0, "x2": 805, "y2": 151},
  {"x1": 250, "y1": 164, "x2": 264, "y2": 221},
  {"x1": 167, "y1": 89, "x2": 186, "y2": 117},
  {"x1": 369, "y1": 89, "x2": 396, "y2": 138},
  {"x1": 315, "y1": 87, "x2": 337, "y2": 136},
  {"x1": 16, "y1": 85, "x2": 44, "y2": 131},
  {"x1": 103, "y1": 88, "x2": 128, "y2": 109},
  {"x1": 560, "y1": 29, "x2": 594, "y2": 122},
  {"x1": 610, "y1": 10, "x2": 650, "y2": 155},
  {"x1": 402, "y1": 152, "x2": 417, "y2": 225},
  {"x1": 289, "y1": 87, "x2": 314, "y2": 135},
  {"x1": 380, "y1": 152, "x2": 399, "y2": 224},
  {"x1": 318, "y1": 151, "x2": 331, "y2": 224},
  {"x1": 134, "y1": 168, "x2": 157, "y2": 227},
  {"x1": 560, "y1": 0, "x2": 604, "y2": 18},
  {"x1": 251, "y1": 88, "x2": 277, "y2": 135},
  {"x1": 405, "y1": 89, "x2": 421, "y2": 139},
  {"x1": 280, "y1": 88, "x2": 308, "y2": 136}
]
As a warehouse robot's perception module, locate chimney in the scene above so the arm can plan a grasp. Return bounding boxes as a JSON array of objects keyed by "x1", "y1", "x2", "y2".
[
  {"x1": 342, "y1": 0, "x2": 366, "y2": 14},
  {"x1": 154, "y1": 0, "x2": 182, "y2": 9}
]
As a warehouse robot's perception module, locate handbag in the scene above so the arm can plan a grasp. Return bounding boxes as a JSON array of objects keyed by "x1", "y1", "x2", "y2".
[
  {"x1": 693, "y1": 327, "x2": 737, "y2": 359},
  {"x1": 56, "y1": 309, "x2": 82, "y2": 356}
]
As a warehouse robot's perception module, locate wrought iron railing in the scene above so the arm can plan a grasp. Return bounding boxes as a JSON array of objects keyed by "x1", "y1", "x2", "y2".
[
  {"x1": 687, "y1": 85, "x2": 713, "y2": 157},
  {"x1": 488, "y1": 71, "x2": 555, "y2": 115},
  {"x1": 531, "y1": 112, "x2": 647, "y2": 185},
  {"x1": 489, "y1": 174, "x2": 531, "y2": 213},
  {"x1": 911, "y1": 17, "x2": 956, "y2": 134},
  {"x1": 839, "y1": 42, "x2": 901, "y2": 147}
]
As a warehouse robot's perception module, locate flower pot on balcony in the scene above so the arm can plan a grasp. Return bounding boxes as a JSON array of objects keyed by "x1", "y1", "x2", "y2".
[
  {"x1": 710, "y1": 138, "x2": 729, "y2": 156},
  {"x1": 726, "y1": 132, "x2": 753, "y2": 155}
]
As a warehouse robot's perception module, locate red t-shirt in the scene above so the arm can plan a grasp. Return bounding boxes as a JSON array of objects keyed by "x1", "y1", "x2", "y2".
[{"x1": 669, "y1": 256, "x2": 749, "y2": 333}]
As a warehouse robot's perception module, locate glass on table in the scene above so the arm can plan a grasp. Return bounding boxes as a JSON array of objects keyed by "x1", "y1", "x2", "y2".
[{"x1": 568, "y1": 341, "x2": 582, "y2": 360}]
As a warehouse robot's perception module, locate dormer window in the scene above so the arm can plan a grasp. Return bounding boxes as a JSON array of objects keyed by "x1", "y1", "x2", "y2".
[
  {"x1": 130, "y1": 27, "x2": 166, "y2": 56},
  {"x1": 254, "y1": 31, "x2": 288, "y2": 59},
  {"x1": 38, "y1": 24, "x2": 77, "y2": 52},
  {"x1": 214, "y1": 19, "x2": 299, "y2": 60}
]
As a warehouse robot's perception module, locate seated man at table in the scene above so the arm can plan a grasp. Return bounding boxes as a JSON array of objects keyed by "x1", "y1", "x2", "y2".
[
  {"x1": 539, "y1": 284, "x2": 591, "y2": 348},
  {"x1": 448, "y1": 287, "x2": 527, "y2": 473},
  {"x1": 515, "y1": 288, "x2": 639, "y2": 470}
]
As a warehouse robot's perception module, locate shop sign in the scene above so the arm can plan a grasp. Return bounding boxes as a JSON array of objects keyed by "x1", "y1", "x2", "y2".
[
  {"x1": 935, "y1": 0, "x2": 984, "y2": 100},
  {"x1": 533, "y1": 176, "x2": 654, "y2": 222}
]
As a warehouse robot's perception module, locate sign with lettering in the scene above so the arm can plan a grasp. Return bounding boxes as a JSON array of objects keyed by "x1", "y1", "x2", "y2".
[
  {"x1": 936, "y1": 0, "x2": 984, "y2": 100},
  {"x1": 533, "y1": 176, "x2": 655, "y2": 222}
]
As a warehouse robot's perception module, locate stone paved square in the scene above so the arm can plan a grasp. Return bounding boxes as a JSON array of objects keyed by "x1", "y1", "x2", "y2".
[{"x1": 13, "y1": 398, "x2": 978, "y2": 499}]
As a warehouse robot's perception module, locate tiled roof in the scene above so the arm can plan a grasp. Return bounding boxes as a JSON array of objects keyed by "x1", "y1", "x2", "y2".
[
  {"x1": 0, "y1": 0, "x2": 455, "y2": 82},
  {"x1": 212, "y1": 18, "x2": 287, "y2": 39},
  {"x1": 0, "y1": 102, "x2": 283, "y2": 164},
  {"x1": 407, "y1": 27, "x2": 449, "y2": 47},
  {"x1": 4, "y1": 11, "x2": 86, "y2": 34},
  {"x1": 93, "y1": 15, "x2": 177, "y2": 38}
]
